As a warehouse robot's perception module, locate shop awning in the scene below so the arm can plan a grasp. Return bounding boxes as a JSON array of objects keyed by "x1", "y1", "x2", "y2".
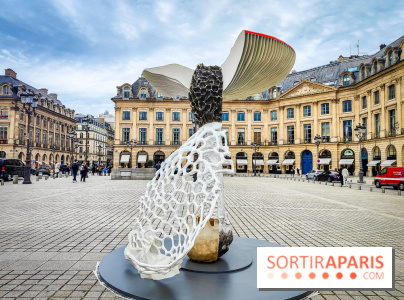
[
  {"x1": 138, "y1": 154, "x2": 147, "y2": 163},
  {"x1": 253, "y1": 159, "x2": 264, "y2": 165},
  {"x1": 282, "y1": 159, "x2": 295, "y2": 165},
  {"x1": 266, "y1": 159, "x2": 278, "y2": 165},
  {"x1": 120, "y1": 155, "x2": 130, "y2": 163},
  {"x1": 318, "y1": 158, "x2": 331, "y2": 165},
  {"x1": 381, "y1": 160, "x2": 396, "y2": 166},
  {"x1": 339, "y1": 159, "x2": 354, "y2": 165},
  {"x1": 367, "y1": 160, "x2": 381, "y2": 167},
  {"x1": 236, "y1": 159, "x2": 248, "y2": 165}
]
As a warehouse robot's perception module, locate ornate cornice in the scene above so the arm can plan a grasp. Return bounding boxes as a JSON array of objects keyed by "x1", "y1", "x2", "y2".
[{"x1": 379, "y1": 83, "x2": 386, "y2": 89}]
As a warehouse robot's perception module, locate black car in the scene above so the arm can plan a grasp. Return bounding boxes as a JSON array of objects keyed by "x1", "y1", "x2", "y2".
[
  {"x1": 0, "y1": 158, "x2": 25, "y2": 181},
  {"x1": 36, "y1": 165, "x2": 51, "y2": 176},
  {"x1": 60, "y1": 165, "x2": 70, "y2": 173},
  {"x1": 315, "y1": 170, "x2": 340, "y2": 182}
]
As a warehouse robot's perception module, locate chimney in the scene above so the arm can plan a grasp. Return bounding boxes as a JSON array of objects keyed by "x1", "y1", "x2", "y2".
[
  {"x1": 49, "y1": 93, "x2": 58, "y2": 100},
  {"x1": 5, "y1": 68, "x2": 17, "y2": 79},
  {"x1": 291, "y1": 69, "x2": 297, "y2": 73},
  {"x1": 380, "y1": 43, "x2": 386, "y2": 50},
  {"x1": 39, "y1": 88, "x2": 48, "y2": 95}
]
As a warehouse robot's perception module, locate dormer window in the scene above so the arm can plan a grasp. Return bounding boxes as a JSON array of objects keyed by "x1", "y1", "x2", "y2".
[
  {"x1": 124, "y1": 87, "x2": 130, "y2": 98},
  {"x1": 373, "y1": 61, "x2": 378, "y2": 73},
  {"x1": 4, "y1": 85, "x2": 9, "y2": 95},
  {"x1": 361, "y1": 67, "x2": 365, "y2": 80},
  {"x1": 343, "y1": 74, "x2": 350, "y2": 86},
  {"x1": 141, "y1": 88, "x2": 147, "y2": 98},
  {"x1": 272, "y1": 89, "x2": 277, "y2": 98},
  {"x1": 389, "y1": 51, "x2": 394, "y2": 66}
]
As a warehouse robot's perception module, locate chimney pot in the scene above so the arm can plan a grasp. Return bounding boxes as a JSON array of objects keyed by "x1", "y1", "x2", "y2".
[
  {"x1": 291, "y1": 69, "x2": 297, "y2": 73},
  {"x1": 39, "y1": 88, "x2": 48, "y2": 95},
  {"x1": 5, "y1": 68, "x2": 17, "y2": 79},
  {"x1": 380, "y1": 43, "x2": 386, "y2": 50},
  {"x1": 49, "y1": 93, "x2": 58, "y2": 100}
]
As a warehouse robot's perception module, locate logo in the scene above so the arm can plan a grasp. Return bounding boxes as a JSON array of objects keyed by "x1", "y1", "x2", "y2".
[{"x1": 257, "y1": 247, "x2": 394, "y2": 290}]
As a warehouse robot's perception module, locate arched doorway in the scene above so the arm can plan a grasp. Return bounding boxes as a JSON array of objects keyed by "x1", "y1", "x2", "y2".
[
  {"x1": 55, "y1": 154, "x2": 59, "y2": 164},
  {"x1": 18, "y1": 152, "x2": 24, "y2": 161},
  {"x1": 267, "y1": 152, "x2": 279, "y2": 173},
  {"x1": 318, "y1": 150, "x2": 332, "y2": 171},
  {"x1": 49, "y1": 154, "x2": 54, "y2": 166},
  {"x1": 301, "y1": 150, "x2": 313, "y2": 174},
  {"x1": 119, "y1": 151, "x2": 131, "y2": 168},
  {"x1": 61, "y1": 154, "x2": 65, "y2": 165},
  {"x1": 252, "y1": 152, "x2": 264, "y2": 173},
  {"x1": 340, "y1": 148, "x2": 355, "y2": 175},
  {"x1": 381, "y1": 145, "x2": 397, "y2": 167},
  {"x1": 361, "y1": 148, "x2": 368, "y2": 175},
  {"x1": 65, "y1": 155, "x2": 70, "y2": 167},
  {"x1": 0, "y1": 151, "x2": 6, "y2": 158},
  {"x1": 236, "y1": 152, "x2": 247, "y2": 173},
  {"x1": 368, "y1": 146, "x2": 381, "y2": 176},
  {"x1": 137, "y1": 151, "x2": 149, "y2": 168},
  {"x1": 35, "y1": 153, "x2": 40, "y2": 168},
  {"x1": 282, "y1": 151, "x2": 295, "y2": 174},
  {"x1": 153, "y1": 151, "x2": 165, "y2": 165},
  {"x1": 42, "y1": 154, "x2": 47, "y2": 165}
]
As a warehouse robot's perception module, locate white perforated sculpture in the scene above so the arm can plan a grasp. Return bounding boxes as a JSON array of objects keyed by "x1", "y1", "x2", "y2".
[{"x1": 124, "y1": 30, "x2": 295, "y2": 280}]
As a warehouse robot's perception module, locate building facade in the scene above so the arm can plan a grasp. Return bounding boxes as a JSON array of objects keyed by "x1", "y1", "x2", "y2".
[
  {"x1": 74, "y1": 114, "x2": 109, "y2": 166},
  {"x1": 0, "y1": 68, "x2": 76, "y2": 167},
  {"x1": 112, "y1": 35, "x2": 404, "y2": 176}
]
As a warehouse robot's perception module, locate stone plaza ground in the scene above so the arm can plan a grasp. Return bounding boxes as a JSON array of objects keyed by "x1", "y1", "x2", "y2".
[{"x1": 0, "y1": 174, "x2": 403, "y2": 300}]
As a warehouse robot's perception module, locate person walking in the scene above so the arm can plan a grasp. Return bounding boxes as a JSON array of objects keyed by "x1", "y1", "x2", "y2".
[
  {"x1": 339, "y1": 168, "x2": 344, "y2": 187},
  {"x1": 107, "y1": 165, "x2": 112, "y2": 176},
  {"x1": 55, "y1": 162, "x2": 60, "y2": 178},
  {"x1": 291, "y1": 167, "x2": 295, "y2": 177},
  {"x1": 80, "y1": 162, "x2": 89, "y2": 182},
  {"x1": 72, "y1": 160, "x2": 79, "y2": 182},
  {"x1": 156, "y1": 161, "x2": 161, "y2": 171},
  {"x1": 103, "y1": 166, "x2": 107, "y2": 176},
  {"x1": 296, "y1": 168, "x2": 300, "y2": 176},
  {"x1": 92, "y1": 165, "x2": 96, "y2": 176}
]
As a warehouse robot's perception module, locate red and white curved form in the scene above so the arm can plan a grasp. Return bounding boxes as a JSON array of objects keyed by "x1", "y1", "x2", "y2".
[{"x1": 142, "y1": 30, "x2": 295, "y2": 99}]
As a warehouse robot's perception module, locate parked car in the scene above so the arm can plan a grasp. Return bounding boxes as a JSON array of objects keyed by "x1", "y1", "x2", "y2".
[
  {"x1": 315, "y1": 170, "x2": 340, "y2": 182},
  {"x1": 0, "y1": 158, "x2": 25, "y2": 181},
  {"x1": 374, "y1": 167, "x2": 404, "y2": 190},
  {"x1": 60, "y1": 165, "x2": 70, "y2": 173},
  {"x1": 306, "y1": 169, "x2": 324, "y2": 180},
  {"x1": 36, "y1": 165, "x2": 52, "y2": 176}
]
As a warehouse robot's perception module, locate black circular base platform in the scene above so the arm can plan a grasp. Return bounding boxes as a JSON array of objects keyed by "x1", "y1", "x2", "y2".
[{"x1": 97, "y1": 237, "x2": 313, "y2": 300}]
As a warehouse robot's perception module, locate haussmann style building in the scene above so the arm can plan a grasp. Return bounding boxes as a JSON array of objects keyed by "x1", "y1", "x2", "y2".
[{"x1": 112, "y1": 35, "x2": 404, "y2": 176}]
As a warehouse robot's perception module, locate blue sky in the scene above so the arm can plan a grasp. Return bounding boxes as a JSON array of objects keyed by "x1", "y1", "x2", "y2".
[{"x1": 1, "y1": 0, "x2": 403, "y2": 115}]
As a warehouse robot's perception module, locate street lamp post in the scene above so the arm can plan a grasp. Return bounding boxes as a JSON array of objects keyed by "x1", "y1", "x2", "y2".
[
  {"x1": 250, "y1": 142, "x2": 260, "y2": 176},
  {"x1": 82, "y1": 116, "x2": 90, "y2": 165},
  {"x1": 21, "y1": 90, "x2": 38, "y2": 184},
  {"x1": 314, "y1": 134, "x2": 321, "y2": 170},
  {"x1": 98, "y1": 143, "x2": 102, "y2": 167},
  {"x1": 354, "y1": 123, "x2": 367, "y2": 184},
  {"x1": 126, "y1": 140, "x2": 137, "y2": 168},
  {"x1": 69, "y1": 131, "x2": 78, "y2": 172}
]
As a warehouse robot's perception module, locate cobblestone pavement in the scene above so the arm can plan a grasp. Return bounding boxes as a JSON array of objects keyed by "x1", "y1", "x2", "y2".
[{"x1": 0, "y1": 174, "x2": 403, "y2": 299}]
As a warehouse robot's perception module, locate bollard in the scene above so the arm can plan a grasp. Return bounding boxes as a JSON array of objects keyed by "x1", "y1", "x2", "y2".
[
  {"x1": 13, "y1": 175, "x2": 18, "y2": 184},
  {"x1": 0, "y1": 179, "x2": 4, "y2": 185},
  {"x1": 319, "y1": 182, "x2": 321, "y2": 184},
  {"x1": 398, "y1": 190, "x2": 401, "y2": 196},
  {"x1": 331, "y1": 183, "x2": 334, "y2": 186},
  {"x1": 382, "y1": 188, "x2": 385, "y2": 193},
  {"x1": 325, "y1": 182, "x2": 327, "y2": 185},
  {"x1": 358, "y1": 185, "x2": 361, "y2": 190},
  {"x1": 369, "y1": 187, "x2": 373, "y2": 192},
  {"x1": 45, "y1": 175, "x2": 49, "y2": 180},
  {"x1": 52, "y1": 174, "x2": 55, "y2": 179},
  {"x1": 349, "y1": 184, "x2": 351, "y2": 189},
  {"x1": 39, "y1": 172, "x2": 43, "y2": 179},
  {"x1": 36, "y1": 176, "x2": 39, "y2": 181},
  {"x1": 66, "y1": 174, "x2": 69, "y2": 178}
]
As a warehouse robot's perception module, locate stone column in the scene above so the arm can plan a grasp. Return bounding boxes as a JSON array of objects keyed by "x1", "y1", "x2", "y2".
[
  {"x1": 231, "y1": 109, "x2": 236, "y2": 145},
  {"x1": 263, "y1": 109, "x2": 269, "y2": 144},
  {"x1": 395, "y1": 78, "x2": 402, "y2": 135},
  {"x1": 182, "y1": 109, "x2": 187, "y2": 142},
  {"x1": 354, "y1": 95, "x2": 360, "y2": 129},
  {"x1": 114, "y1": 107, "x2": 121, "y2": 143},
  {"x1": 313, "y1": 102, "x2": 318, "y2": 138},
  {"x1": 165, "y1": 108, "x2": 171, "y2": 145},
  {"x1": 279, "y1": 107, "x2": 284, "y2": 145},
  {"x1": 380, "y1": 84, "x2": 386, "y2": 137},
  {"x1": 247, "y1": 109, "x2": 252, "y2": 144},
  {"x1": 132, "y1": 108, "x2": 137, "y2": 141},
  {"x1": 295, "y1": 104, "x2": 301, "y2": 143},
  {"x1": 331, "y1": 99, "x2": 338, "y2": 142},
  {"x1": 367, "y1": 90, "x2": 372, "y2": 140}
]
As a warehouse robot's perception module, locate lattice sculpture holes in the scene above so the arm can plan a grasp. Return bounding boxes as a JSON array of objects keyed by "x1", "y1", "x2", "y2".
[{"x1": 125, "y1": 122, "x2": 233, "y2": 279}]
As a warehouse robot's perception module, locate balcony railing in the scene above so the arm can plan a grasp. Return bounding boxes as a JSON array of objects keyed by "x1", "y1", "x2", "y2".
[
  {"x1": 18, "y1": 140, "x2": 25, "y2": 145},
  {"x1": 0, "y1": 139, "x2": 7, "y2": 144},
  {"x1": 36, "y1": 142, "x2": 41, "y2": 147},
  {"x1": 387, "y1": 131, "x2": 396, "y2": 137},
  {"x1": 154, "y1": 141, "x2": 165, "y2": 145},
  {"x1": 171, "y1": 141, "x2": 181, "y2": 146},
  {"x1": 138, "y1": 141, "x2": 148, "y2": 145},
  {"x1": 286, "y1": 140, "x2": 294, "y2": 145},
  {"x1": 43, "y1": 143, "x2": 48, "y2": 148},
  {"x1": 237, "y1": 141, "x2": 246, "y2": 146},
  {"x1": 0, "y1": 115, "x2": 8, "y2": 119},
  {"x1": 322, "y1": 136, "x2": 330, "y2": 142},
  {"x1": 303, "y1": 139, "x2": 312, "y2": 144}
]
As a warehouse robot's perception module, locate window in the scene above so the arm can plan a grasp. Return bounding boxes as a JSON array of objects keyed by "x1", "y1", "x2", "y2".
[
  {"x1": 55, "y1": 134, "x2": 59, "y2": 147},
  {"x1": 237, "y1": 129, "x2": 245, "y2": 145},
  {"x1": 1, "y1": 109, "x2": 8, "y2": 119},
  {"x1": 139, "y1": 111, "x2": 147, "y2": 120},
  {"x1": 253, "y1": 130, "x2": 261, "y2": 144},
  {"x1": 343, "y1": 74, "x2": 350, "y2": 86},
  {"x1": 124, "y1": 87, "x2": 130, "y2": 98},
  {"x1": 303, "y1": 105, "x2": 311, "y2": 117},
  {"x1": 287, "y1": 108, "x2": 294, "y2": 119},
  {"x1": 389, "y1": 110, "x2": 396, "y2": 136},
  {"x1": 3, "y1": 85, "x2": 9, "y2": 95},
  {"x1": 270, "y1": 128, "x2": 277, "y2": 144},
  {"x1": 253, "y1": 112, "x2": 261, "y2": 121},
  {"x1": 43, "y1": 119, "x2": 47, "y2": 127},
  {"x1": 172, "y1": 128, "x2": 180, "y2": 145},
  {"x1": 189, "y1": 128, "x2": 194, "y2": 137},
  {"x1": 389, "y1": 51, "x2": 393, "y2": 66},
  {"x1": 362, "y1": 96, "x2": 367, "y2": 109},
  {"x1": 388, "y1": 85, "x2": 395, "y2": 100},
  {"x1": 287, "y1": 126, "x2": 294, "y2": 144},
  {"x1": 122, "y1": 128, "x2": 130, "y2": 143},
  {"x1": 293, "y1": 81, "x2": 299, "y2": 86},
  {"x1": 303, "y1": 124, "x2": 312, "y2": 143},
  {"x1": 122, "y1": 111, "x2": 131, "y2": 120},
  {"x1": 139, "y1": 128, "x2": 147, "y2": 144},
  {"x1": 361, "y1": 67, "x2": 365, "y2": 79},
  {"x1": 272, "y1": 89, "x2": 277, "y2": 98},
  {"x1": 222, "y1": 112, "x2": 229, "y2": 121},
  {"x1": 20, "y1": 111, "x2": 23, "y2": 120},
  {"x1": 156, "y1": 111, "x2": 164, "y2": 121},
  {"x1": 362, "y1": 117, "x2": 367, "y2": 140},
  {"x1": 35, "y1": 131, "x2": 39, "y2": 143},
  {"x1": 343, "y1": 120, "x2": 352, "y2": 141},
  {"x1": 189, "y1": 112, "x2": 195, "y2": 121},
  {"x1": 42, "y1": 132, "x2": 46, "y2": 145},
  {"x1": 172, "y1": 111, "x2": 180, "y2": 121},
  {"x1": 270, "y1": 110, "x2": 277, "y2": 121},
  {"x1": 49, "y1": 134, "x2": 53, "y2": 146},
  {"x1": 373, "y1": 62, "x2": 378, "y2": 73},
  {"x1": 55, "y1": 123, "x2": 59, "y2": 130},
  {"x1": 321, "y1": 122, "x2": 330, "y2": 141},
  {"x1": 237, "y1": 112, "x2": 245, "y2": 121},
  {"x1": 310, "y1": 78, "x2": 317, "y2": 82},
  {"x1": 156, "y1": 128, "x2": 164, "y2": 144},
  {"x1": 321, "y1": 103, "x2": 329, "y2": 115},
  {"x1": 0, "y1": 126, "x2": 7, "y2": 140},
  {"x1": 19, "y1": 127, "x2": 23, "y2": 143},
  {"x1": 342, "y1": 100, "x2": 352, "y2": 112},
  {"x1": 157, "y1": 92, "x2": 163, "y2": 99},
  {"x1": 374, "y1": 91, "x2": 380, "y2": 105},
  {"x1": 140, "y1": 88, "x2": 147, "y2": 98}
]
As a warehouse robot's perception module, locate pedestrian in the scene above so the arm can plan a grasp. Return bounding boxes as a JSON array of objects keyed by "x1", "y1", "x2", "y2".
[
  {"x1": 72, "y1": 160, "x2": 79, "y2": 182},
  {"x1": 339, "y1": 168, "x2": 344, "y2": 187},
  {"x1": 80, "y1": 162, "x2": 89, "y2": 182},
  {"x1": 55, "y1": 162, "x2": 60, "y2": 178},
  {"x1": 107, "y1": 166, "x2": 112, "y2": 176},
  {"x1": 98, "y1": 166, "x2": 102, "y2": 176},
  {"x1": 342, "y1": 167, "x2": 349, "y2": 186},
  {"x1": 103, "y1": 166, "x2": 107, "y2": 176},
  {"x1": 291, "y1": 167, "x2": 295, "y2": 177},
  {"x1": 92, "y1": 165, "x2": 96, "y2": 176},
  {"x1": 156, "y1": 161, "x2": 161, "y2": 171},
  {"x1": 296, "y1": 168, "x2": 300, "y2": 176}
]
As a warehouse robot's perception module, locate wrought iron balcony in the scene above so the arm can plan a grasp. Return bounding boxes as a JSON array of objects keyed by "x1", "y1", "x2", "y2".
[
  {"x1": 138, "y1": 141, "x2": 148, "y2": 145},
  {"x1": 0, "y1": 139, "x2": 7, "y2": 144},
  {"x1": 154, "y1": 141, "x2": 165, "y2": 145},
  {"x1": 287, "y1": 140, "x2": 294, "y2": 145},
  {"x1": 303, "y1": 139, "x2": 312, "y2": 144},
  {"x1": 237, "y1": 141, "x2": 246, "y2": 146},
  {"x1": 171, "y1": 141, "x2": 181, "y2": 145},
  {"x1": 0, "y1": 115, "x2": 8, "y2": 119},
  {"x1": 321, "y1": 136, "x2": 330, "y2": 143}
]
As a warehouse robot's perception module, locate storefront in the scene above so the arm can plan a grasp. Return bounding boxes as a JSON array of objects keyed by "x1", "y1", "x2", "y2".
[
  {"x1": 137, "y1": 151, "x2": 148, "y2": 168},
  {"x1": 282, "y1": 151, "x2": 295, "y2": 174},
  {"x1": 339, "y1": 148, "x2": 355, "y2": 175},
  {"x1": 367, "y1": 146, "x2": 381, "y2": 176},
  {"x1": 252, "y1": 152, "x2": 264, "y2": 173},
  {"x1": 266, "y1": 152, "x2": 279, "y2": 173},
  {"x1": 153, "y1": 151, "x2": 165, "y2": 166},
  {"x1": 120, "y1": 151, "x2": 131, "y2": 168},
  {"x1": 236, "y1": 152, "x2": 248, "y2": 173},
  {"x1": 318, "y1": 149, "x2": 332, "y2": 171},
  {"x1": 381, "y1": 145, "x2": 397, "y2": 167}
]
